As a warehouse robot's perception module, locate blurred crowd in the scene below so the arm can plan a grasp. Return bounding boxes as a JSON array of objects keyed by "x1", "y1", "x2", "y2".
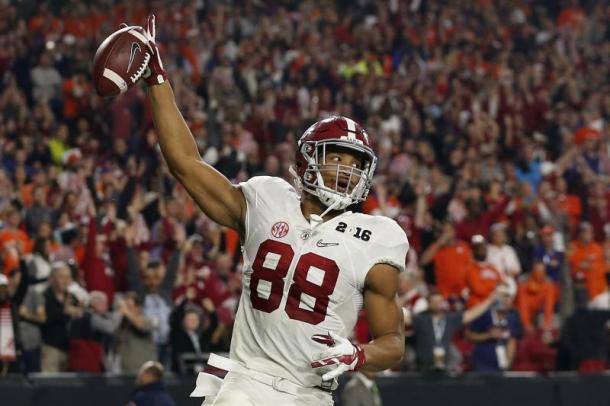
[{"x1": 0, "y1": 0, "x2": 608, "y2": 377}]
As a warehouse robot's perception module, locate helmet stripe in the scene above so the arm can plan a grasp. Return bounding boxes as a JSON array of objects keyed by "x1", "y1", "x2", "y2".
[{"x1": 344, "y1": 117, "x2": 357, "y2": 140}]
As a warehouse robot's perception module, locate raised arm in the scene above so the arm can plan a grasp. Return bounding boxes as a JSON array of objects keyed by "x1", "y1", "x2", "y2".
[
  {"x1": 143, "y1": 15, "x2": 246, "y2": 236},
  {"x1": 148, "y1": 83, "x2": 246, "y2": 234},
  {"x1": 462, "y1": 290, "x2": 497, "y2": 324}
]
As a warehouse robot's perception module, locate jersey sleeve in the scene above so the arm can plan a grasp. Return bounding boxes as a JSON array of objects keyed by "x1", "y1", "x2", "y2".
[{"x1": 363, "y1": 216, "x2": 409, "y2": 275}]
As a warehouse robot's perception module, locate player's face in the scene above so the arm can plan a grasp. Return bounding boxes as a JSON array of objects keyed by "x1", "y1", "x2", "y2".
[{"x1": 319, "y1": 148, "x2": 364, "y2": 194}]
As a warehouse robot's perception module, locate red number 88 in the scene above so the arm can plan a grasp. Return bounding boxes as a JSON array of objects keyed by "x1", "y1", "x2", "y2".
[{"x1": 249, "y1": 239, "x2": 339, "y2": 325}]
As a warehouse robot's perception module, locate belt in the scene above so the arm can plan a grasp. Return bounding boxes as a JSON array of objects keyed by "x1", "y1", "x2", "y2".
[
  {"x1": 208, "y1": 353, "x2": 304, "y2": 396},
  {"x1": 207, "y1": 353, "x2": 335, "y2": 396}
]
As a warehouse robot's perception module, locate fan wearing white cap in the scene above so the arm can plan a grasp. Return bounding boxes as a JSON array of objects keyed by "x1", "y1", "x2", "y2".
[{"x1": 466, "y1": 235, "x2": 507, "y2": 309}]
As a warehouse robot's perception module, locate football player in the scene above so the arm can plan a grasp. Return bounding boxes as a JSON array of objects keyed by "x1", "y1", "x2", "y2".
[{"x1": 141, "y1": 15, "x2": 408, "y2": 406}]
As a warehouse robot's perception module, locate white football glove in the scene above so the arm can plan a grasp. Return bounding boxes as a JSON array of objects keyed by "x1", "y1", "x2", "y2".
[{"x1": 310, "y1": 332, "x2": 366, "y2": 381}]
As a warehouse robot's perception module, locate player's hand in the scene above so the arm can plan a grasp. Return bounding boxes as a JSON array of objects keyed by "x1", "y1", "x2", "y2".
[
  {"x1": 142, "y1": 14, "x2": 167, "y2": 86},
  {"x1": 310, "y1": 332, "x2": 365, "y2": 381}
]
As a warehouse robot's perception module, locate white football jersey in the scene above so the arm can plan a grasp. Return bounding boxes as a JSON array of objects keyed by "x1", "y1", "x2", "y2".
[{"x1": 230, "y1": 176, "x2": 409, "y2": 387}]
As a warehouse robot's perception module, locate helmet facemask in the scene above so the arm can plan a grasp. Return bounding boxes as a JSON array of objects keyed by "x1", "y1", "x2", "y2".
[{"x1": 296, "y1": 140, "x2": 377, "y2": 211}]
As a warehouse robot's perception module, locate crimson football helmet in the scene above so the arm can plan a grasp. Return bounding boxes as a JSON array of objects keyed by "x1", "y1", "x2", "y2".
[{"x1": 292, "y1": 116, "x2": 377, "y2": 211}]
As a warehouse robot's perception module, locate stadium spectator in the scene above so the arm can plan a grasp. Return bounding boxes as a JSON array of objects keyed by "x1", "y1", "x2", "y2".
[
  {"x1": 82, "y1": 212, "x2": 115, "y2": 304},
  {"x1": 516, "y1": 261, "x2": 557, "y2": 335},
  {"x1": 0, "y1": 274, "x2": 17, "y2": 372},
  {"x1": 455, "y1": 196, "x2": 511, "y2": 243},
  {"x1": 569, "y1": 222, "x2": 609, "y2": 309},
  {"x1": 486, "y1": 223, "x2": 522, "y2": 280},
  {"x1": 532, "y1": 225, "x2": 564, "y2": 284},
  {"x1": 127, "y1": 361, "x2": 175, "y2": 406},
  {"x1": 30, "y1": 52, "x2": 62, "y2": 104},
  {"x1": 17, "y1": 278, "x2": 46, "y2": 373},
  {"x1": 24, "y1": 237, "x2": 54, "y2": 290},
  {"x1": 420, "y1": 221, "x2": 471, "y2": 303},
  {"x1": 404, "y1": 289, "x2": 499, "y2": 372},
  {"x1": 466, "y1": 286, "x2": 521, "y2": 372},
  {"x1": 126, "y1": 240, "x2": 180, "y2": 367},
  {"x1": 0, "y1": 207, "x2": 32, "y2": 273},
  {"x1": 115, "y1": 292, "x2": 156, "y2": 374},
  {"x1": 24, "y1": 185, "x2": 55, "y2": 236},
  {"x1": 466, "y1": 235, "x2": 504, "y2": 309},
  {"x1": 41, "y1": 262, "x2": 83, "y2": 373},
  {"x1": 68, "y1": 290, "x2": 121, "y2": 372},
  {"x1": 169, "y1": 297, "x2": 219, "y2": 374}
]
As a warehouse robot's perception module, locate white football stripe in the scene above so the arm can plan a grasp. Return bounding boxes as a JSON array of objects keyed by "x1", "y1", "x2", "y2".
[
  {"x1": 344, "y1": 117, "x2": 356, "y2": 140},
  {"x1": 103, "y1": 68, "x2": 128, "y2": 94},
  {"x1": 128, "y1": 29, "x2": 148, "y2": 44}
]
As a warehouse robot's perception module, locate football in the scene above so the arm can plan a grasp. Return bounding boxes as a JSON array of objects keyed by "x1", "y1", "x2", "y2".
[{"x1": 92, "y1": 26, "x2": 150, "y2": 97}]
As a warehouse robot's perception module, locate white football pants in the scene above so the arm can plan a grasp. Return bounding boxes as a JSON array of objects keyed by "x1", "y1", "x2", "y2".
[
  {"x1": 192, "y1": 354, "x2": 334, "y2": 406},
  {"x1": 202, "y1": 371, "x2": 333, "y2": 406}
]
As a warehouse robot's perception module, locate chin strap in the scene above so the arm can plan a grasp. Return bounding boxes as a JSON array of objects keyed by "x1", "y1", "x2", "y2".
[
  {"x1": 315, "y1": 198, "x2": 341, "y2": 223},
  {"x1": 307, "y1": 198, "x2": 342, "y2": 237}
]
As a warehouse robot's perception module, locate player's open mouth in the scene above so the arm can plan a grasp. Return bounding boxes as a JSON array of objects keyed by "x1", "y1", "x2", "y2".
[{"x1": 337, "y1": 179, "x2": 350, "y2": 193}]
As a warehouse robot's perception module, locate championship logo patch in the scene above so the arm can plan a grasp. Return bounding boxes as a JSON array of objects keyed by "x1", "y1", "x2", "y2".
[{"x1": 271, "y1": 221, "x2": 289, "y2": 238}]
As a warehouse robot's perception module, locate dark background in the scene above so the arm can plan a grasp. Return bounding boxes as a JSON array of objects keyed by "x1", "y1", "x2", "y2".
[{"x1": 4, "y1": 372, "x2": 610, "y2": 406}]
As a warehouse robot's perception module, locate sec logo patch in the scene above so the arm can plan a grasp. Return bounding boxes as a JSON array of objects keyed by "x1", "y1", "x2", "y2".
[{"x1": 271, "y1": 221, "x2": 289, "y2": 238}]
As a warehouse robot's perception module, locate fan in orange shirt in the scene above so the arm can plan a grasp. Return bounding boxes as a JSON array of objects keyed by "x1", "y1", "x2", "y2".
[
  {"x1": 554, "y1": 178, "x2": 582, "y2": 232},
  {"x1": 466, "y1": 235, "x2": 504, "y2": 308},
  {"x1": 517, "y1": 261, "x2": 556, "y2": 334},
  {"x1": 420, "y1": 222, "x2": 472, "y2": 301},
  {"x1": 0, "y1": 208, "x2": 33, "y2": 274},
  {"x1": 569, "y1": 222, "x2": 609, "y2": 308}
]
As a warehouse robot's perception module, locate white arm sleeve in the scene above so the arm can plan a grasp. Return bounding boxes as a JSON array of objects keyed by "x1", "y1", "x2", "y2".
[{"x1": 362, "y1": 217, "x2": 409, "y2": 284}]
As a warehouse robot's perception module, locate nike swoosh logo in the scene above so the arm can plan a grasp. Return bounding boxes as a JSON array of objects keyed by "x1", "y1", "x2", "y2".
[
  {"x1": 127, "y1": 42, "x2": 141, "y2": 73},
  {"x1": 316, "y1": 239, "x2": 339, "y2": 247}
]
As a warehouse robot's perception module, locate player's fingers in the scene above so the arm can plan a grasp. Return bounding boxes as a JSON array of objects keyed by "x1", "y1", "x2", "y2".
[
  {"x1": 150, "y1": 14, "x2": 156, "y2": 39},
  {"x1": 316, "y1": 347, "x2": 341, "y2": 360},
  {"x1": 310, "y1": 360, "x2": 324, "y2": 368},
  {"x1": 311, "y1": 333, "x2": 334, "y2": 346},
  {"x1": 145, "y1": 15, "x2": 153, "y2": 39},
  {"x1": 322, "y1": 365, "x2": 345, "y2": 381},
  {"x1": 327, "y1": 331, "x2": 344, "y2": 343},
  {"x1": 310, "y1": 355, "x2": 339, "y2": 368},
  {"x1": 322, "y1": 371, "x2": 337, "y2": 381},
  {"x1": 311, "y1": 359, "x2": 332, "y2": 368}
]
